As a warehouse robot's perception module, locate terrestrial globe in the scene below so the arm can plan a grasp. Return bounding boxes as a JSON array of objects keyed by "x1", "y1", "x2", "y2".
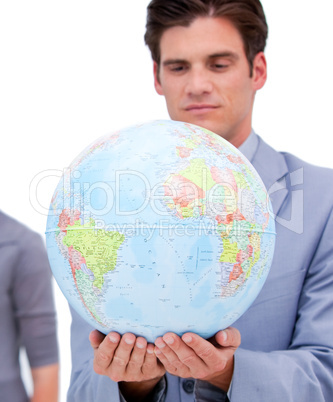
[{"x1": 46, "y1": 120, "x2": 275, "y2": 342}]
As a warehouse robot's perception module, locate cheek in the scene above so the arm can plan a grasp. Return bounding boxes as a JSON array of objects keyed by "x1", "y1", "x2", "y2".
[
  {"x1": 164, "y1": 85, "x2": 182, "y2": 109},
  {"x1": 225, "y1": 81, "x2": 254, "y2": 113}
]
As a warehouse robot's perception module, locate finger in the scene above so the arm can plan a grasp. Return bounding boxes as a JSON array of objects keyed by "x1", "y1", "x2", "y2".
[
  {"x1": 146, "y1": 343, "x2": 155, "y2": 355},
  {"x1": 147, "y1": 343, "x2": 162, "y2": 369},
  {"x1": 89, "y1": 330, "x2": 106, "y2": 349},
  {"x1": 163, "y1": 333, "x2": 207, "y2": 372},
  {"x1": 142, "y1": 343, "x2": 165, "y2": 378},
  {"x1": 215, "y1": 327, "x2": 241, "y2": 349},
  {"x1": 112, "y1": 333, "x2": 136, "y2": 369},
  {"x1": 181, "y1": 332, "x2": 219, "y2": 366},
  {"x1": 155, "y1": 336, "x2": 179, "y2": 364},
  {"x1": 125, "y1": 337, "x2": 147, "y2": 376},
  {"x1": 154, "y1": 343, "x2": 178, "y2": 374},
  {"x1": 155, "y1": 335, "x2": 180, "y2": 361},
  {"x1": 155, "y1": 334, "x2": 196, "y2": 376},
  {"x1": 144, "y1": 343, "x2": 158, "y2": 365},
  {"x1": 93, "y1": 332, "x2": 121, "y2": 372}
]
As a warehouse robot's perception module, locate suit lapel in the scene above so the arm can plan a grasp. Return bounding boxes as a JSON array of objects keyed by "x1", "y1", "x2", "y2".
[{"x1": 248, "y1": 136, "x2": 289, "y2": 218}]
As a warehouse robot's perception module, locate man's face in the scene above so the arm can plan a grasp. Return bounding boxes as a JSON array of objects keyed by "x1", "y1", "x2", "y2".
[{"x1": 153, "y1": 17, "x2": 267, "y2": 147}]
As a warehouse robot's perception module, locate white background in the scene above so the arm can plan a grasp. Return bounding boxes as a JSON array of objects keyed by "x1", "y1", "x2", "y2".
[{"x1": 0, "y1": 1, "x2": 332, "y2": 400}]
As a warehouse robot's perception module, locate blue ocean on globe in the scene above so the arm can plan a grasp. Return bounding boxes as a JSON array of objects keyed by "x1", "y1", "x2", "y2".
[{"x1": 46, "y1": 120, "x2": 275, "y2": 342}]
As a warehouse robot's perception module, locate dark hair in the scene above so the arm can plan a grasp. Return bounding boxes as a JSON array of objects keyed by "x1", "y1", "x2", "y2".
[{"x1": 144, "y1": 0, "x2": 268, "y2": 73}]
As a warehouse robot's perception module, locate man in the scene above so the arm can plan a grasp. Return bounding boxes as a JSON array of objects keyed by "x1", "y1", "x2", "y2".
[{"x1": 68, "y1": 1, "x2": 333, "y2": 401}]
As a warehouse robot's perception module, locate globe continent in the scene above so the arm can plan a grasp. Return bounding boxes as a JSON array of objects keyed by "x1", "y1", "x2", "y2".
[{"x1": 46, "y1": 120, "x2": 275, "y2": 342}]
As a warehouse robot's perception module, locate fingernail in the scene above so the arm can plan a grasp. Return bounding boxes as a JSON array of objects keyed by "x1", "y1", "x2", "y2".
[
  {"x1": 136, "y1": 340, "x2": 145, "y2": 349},
  {"x1": 109, "y1": 334, "x2": 118, "y2": 343},
  {"x1": 183, "y1": 335, "x2": 192, "y2": 343},
  {"x1": 124, "y1": 337, "x2": 134, "y2": 345},
  {"x1": 164, "y1": 336, "x2": 174, "y2": 345},
  {"x1": 156, "y1": 340, "x2": 166, "y2": 348},
  {"x1": 222, "y1": 330, "x2": 227, "y2": 342}
]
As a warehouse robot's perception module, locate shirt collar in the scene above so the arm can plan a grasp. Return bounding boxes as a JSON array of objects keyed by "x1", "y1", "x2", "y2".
[{"x1": 238, "y1": 130, "x2": 258, "y2": 163}]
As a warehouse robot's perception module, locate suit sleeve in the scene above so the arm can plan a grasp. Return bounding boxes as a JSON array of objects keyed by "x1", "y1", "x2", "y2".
[
  {"x1": 13, "y1": 231, "x2": 58, "y2": 368},
  {"x1": 228, "y1": 207, "x2": 333, "y2": 401}
]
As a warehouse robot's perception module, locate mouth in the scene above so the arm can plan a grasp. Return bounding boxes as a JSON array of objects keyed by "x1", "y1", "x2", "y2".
[{"x1": 184, "y1": 104, "x2": 218, "y2": 114}]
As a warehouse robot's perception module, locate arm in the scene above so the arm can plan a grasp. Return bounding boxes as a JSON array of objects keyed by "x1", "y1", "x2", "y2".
[
  {"x1": 228, "y1": 209, "x2": 333, "y2": 401},
  {"x1": 155, "y1": 205, "x2": 333, "y2": 401},
  {"x1": 31, "y1": 363, "x2": 59, "y2": 402},
  {"x1": 13, "y1": 232, "x2": 59, "y2": 400}
]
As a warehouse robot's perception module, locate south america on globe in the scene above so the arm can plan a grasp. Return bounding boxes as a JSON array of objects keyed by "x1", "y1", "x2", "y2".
[{"x1": 46, "y1": 120, "x2": 275, "y2": 342}]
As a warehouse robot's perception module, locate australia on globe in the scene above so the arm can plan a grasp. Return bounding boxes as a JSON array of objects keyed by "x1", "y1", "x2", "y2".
[{"x1": 46, "y1": 120, "x2": 275, "y2": 342}]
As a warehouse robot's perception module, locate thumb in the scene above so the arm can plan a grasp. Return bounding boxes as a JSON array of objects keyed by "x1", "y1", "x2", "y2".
[
  {"x1": 89, "y1": 329, "x2": 106, "y2": 349},
  {"x1": 215, "y1": 327, "x2": 241, "y2": 349}
]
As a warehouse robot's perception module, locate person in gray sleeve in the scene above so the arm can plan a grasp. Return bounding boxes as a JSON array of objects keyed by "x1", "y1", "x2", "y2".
[
  {"x1": 0, "y1": 211, "x2": 59, "y2": 402},
  {"x1": 68, "y1": 1, "x2": 333, "y2": 401}
]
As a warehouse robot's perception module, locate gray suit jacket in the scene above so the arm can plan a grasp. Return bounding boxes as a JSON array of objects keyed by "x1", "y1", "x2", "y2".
[{"x1": 68, "y1": 134, "x2": 333, "y2": 401}]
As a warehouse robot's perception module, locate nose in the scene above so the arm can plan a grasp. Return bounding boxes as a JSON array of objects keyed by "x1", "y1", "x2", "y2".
[{"x1": 185, "y1": 66, "x2": 213, "y2": 96}]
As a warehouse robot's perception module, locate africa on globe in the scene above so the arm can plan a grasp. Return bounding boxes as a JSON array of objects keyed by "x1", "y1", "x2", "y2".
[{"x1": 46, "y1": 120, "x2": 275, "y2": 342}]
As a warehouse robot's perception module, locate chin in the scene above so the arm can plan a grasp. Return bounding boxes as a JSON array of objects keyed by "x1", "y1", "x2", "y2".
[{"x1": 193, "y1": 121, "x2": 222, "y2": 136}]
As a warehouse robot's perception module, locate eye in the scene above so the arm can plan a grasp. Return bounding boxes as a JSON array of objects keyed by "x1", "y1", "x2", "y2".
[
  {"x1": 170, "y1": 65, "x2": 184, "y2": 72},
  {"x1": 210, "y1": 62, "x2": 228, "y2": 71},
  {"x1": 215, "y1": 63, "x2": 227, "y2": 68},
  {"x1": 167, "y1": 63, "x2": 189, "y2": 74},
  {"x1": 209, "y1": 58, "x2": 230, "y2": 71}
]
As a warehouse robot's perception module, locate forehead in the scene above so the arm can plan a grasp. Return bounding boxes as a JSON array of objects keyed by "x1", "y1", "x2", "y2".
[{"x1": 159, "y1": 17, "x2": 246, "y2": 62}]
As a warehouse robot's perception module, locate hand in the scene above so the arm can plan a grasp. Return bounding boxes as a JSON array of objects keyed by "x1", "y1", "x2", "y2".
[
  {"x1": 154, "y1": 327, "x2": 241, "y2": 392},
  {"x1": 89, "y1": 330, "x2": 165, "y2": 401}
]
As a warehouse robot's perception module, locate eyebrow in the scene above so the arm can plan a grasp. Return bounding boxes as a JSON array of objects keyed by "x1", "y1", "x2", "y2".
[
  {"x1": 162, "y1": 51, "x2": 239, "y2": 66},
  {"x1": 208, "y1": 51, "x2": 239, "y2": 60},
  {"x1": 162, "y1": 59, "x2": 187, "y2": 66}
]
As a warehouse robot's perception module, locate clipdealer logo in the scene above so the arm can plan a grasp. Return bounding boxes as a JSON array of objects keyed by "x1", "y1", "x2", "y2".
[
  {"x1": 29, "y1": 167, "x2": 239, "y2": 218},
  {"x1": 266, "y1": 168, "x2": 304, "y2": 235},
  {"x1": 29, "y1": 167, "x2": 304, "y2": 234}
]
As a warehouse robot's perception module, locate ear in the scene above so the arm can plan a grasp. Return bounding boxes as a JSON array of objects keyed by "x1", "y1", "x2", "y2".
[
  {"x1": 153, "y1": 61, "x2": 164, "y2": 95},
  {"x1": 252, "y1": 52, "x2": 267, "y2": 91}
]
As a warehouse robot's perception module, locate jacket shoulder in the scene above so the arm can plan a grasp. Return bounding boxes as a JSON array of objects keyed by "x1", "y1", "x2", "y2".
[
  {"x1": 281, "y1": 151, "x2": 333, "y2": 184},
  {"x1": 0, "y1": 211, "x2": 40, "y2": 244}
]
